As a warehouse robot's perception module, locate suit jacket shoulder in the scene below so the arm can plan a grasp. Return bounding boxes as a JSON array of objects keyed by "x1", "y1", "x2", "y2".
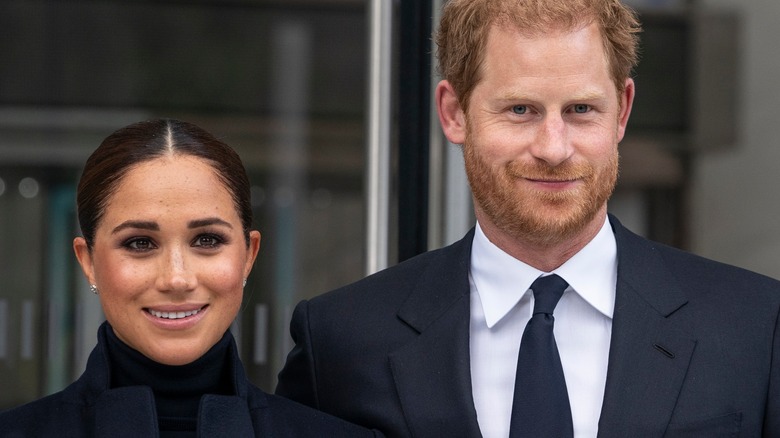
[
  {"x1": 613, "y1": 215, "x2": 780, "y2": 296},
  {"x1": 276, "y1": 229, "x2": 480, "y2": 437},
  {"x1": 599, "y1": 216, "x2": 780, "y2": 437}
]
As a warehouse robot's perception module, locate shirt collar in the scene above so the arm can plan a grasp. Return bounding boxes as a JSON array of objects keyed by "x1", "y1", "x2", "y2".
[{"x1": 470, "y1": 217, "x2": 617, "y2": 328}]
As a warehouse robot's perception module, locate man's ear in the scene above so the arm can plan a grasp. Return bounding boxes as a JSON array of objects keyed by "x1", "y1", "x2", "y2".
[
  {"x1": 617, "y1": 78, "x2": 635, "y2": 142},
  {"x1": 73, "y1": 237, "x2": 96, "y2": 286},
  {"x1": 435, "y1": 79, "x2": 468, "y2": 145}
]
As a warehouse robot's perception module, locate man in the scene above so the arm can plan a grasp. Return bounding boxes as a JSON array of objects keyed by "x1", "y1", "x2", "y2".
[{"x1": 276, "y1": 0, "x2": 780, "y2": 436}]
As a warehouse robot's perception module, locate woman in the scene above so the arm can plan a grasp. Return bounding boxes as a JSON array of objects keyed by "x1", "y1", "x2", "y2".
[{"x1": 0, "y1": 119, "x2": 376, "y2": 437}]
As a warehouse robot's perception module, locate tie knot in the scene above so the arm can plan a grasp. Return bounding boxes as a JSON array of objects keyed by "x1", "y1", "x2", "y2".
[{"x1": 530, "y1": 274, "x2": 568, "y2": 315}]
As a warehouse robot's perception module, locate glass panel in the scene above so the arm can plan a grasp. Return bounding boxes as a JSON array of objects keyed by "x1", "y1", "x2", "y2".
[{"x1": 0, "y1": 0, "x2": 367, "y2": 406}]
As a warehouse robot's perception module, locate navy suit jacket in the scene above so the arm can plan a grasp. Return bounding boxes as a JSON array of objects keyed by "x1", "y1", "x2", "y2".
[
  {"x1": 0, "y1": 323, "x2": 378, "y2": 438},
  {"x1": 276, "y1": 215, "x2": 780, "y2": 437}
]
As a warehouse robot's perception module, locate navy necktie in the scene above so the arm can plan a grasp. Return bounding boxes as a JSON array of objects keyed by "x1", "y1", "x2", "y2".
[{"x1": 509, "y1": 274, "x2": 574, "y2": 438}]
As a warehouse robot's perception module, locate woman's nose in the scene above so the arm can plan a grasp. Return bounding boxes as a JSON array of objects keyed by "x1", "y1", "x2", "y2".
[{"x1": 156, "y1": 246, "x2": 197, "y2": 292}]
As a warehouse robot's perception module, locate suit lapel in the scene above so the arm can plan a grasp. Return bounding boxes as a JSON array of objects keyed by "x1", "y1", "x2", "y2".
[
  {"x1": 385, "y1": 219, "x2": 698, "y2": 436},
  {"x1": 389, "y1": 229, "x2": 482, "y2": 438},
  {"x1": 598, "y1": 217, "x2": 696, "y2": 437}
]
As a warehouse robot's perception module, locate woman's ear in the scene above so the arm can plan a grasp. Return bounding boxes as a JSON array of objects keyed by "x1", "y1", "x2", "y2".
[
  {"x1": 244, "y1": 230, "x2": 262, "y2": 279},
  {"x1": 73, "y1": 237, "x2": 96, "y2": 285},
  {"x1": 435, "y1": 79, "x2": 468, "y2": 145}
]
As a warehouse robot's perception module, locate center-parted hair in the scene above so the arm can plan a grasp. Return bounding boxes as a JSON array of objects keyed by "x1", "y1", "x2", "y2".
[
  {"x1": 77, "y1": 119, "x2": 253, "y2": 248},
  {"x1": 436, "y1": 0, "x2": 641, "y2": 112}
]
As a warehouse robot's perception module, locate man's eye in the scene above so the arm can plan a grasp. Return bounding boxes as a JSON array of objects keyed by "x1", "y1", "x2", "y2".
[
  {"x1": 573, "y1": 104, "x2": 590, "y2": 113},
  {"x1": 511, "y1": 105, "x2": 528, "y2": 115}
]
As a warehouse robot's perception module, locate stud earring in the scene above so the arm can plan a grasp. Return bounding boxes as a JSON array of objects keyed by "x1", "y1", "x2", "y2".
[
  {"x1": 243, "y1": 278, "x2": 247, "y2": 287},
  {"x1": 90, "y1": 284, "x2": 98, "y2": 295}
]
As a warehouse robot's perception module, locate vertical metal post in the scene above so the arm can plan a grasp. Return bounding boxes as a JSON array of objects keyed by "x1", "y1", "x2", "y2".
[
  {"x1": 366, "y1": 0, "x2": 393, "y2": 275},
  {"x1": 427, "y1": 0, "x2": 445, "y2": 249},
  {"x1": 397, "y1": 0, "x2": 433, "y2": 263},
  {"x1": 269, "y1": 19, "x2": 312, "y2": 375}
]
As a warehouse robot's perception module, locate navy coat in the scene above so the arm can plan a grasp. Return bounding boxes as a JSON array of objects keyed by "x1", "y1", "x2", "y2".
[
  {"x1": 0, "y1": 323, "x2": 378, "y2": 438},
  {"x1": 276, "y1": 215, "x2": 780, "y2": 437}
]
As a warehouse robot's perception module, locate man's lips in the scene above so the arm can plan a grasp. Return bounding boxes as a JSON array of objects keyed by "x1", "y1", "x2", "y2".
[
  {"x1": 527, "y1": 178, "x2": 577, "y2": 183},
  {"x1": 525, "y1": 177, "x2": 580, "y2": 187}
]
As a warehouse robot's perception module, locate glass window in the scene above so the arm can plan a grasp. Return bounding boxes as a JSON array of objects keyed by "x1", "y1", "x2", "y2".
[{"x1": 0, "y1": 0, "x2": 367, "y2": 406}]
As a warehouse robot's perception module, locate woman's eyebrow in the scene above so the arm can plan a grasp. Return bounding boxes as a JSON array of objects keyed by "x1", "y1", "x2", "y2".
[
  {"x1": 188, "y1": 217, "x2": 233, "y2": 229},
  {"x1": 111, "y1": 220, "x2": 159, "y2": 234}
]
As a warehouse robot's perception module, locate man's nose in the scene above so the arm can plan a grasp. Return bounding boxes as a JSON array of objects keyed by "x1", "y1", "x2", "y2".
[{"x1": 529, "y1": 114, "x2": 573, "y2": 166}]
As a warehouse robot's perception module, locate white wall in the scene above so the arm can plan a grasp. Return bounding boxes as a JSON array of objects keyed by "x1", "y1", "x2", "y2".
[{"x1": 690, "y1": 0, "x2": 780, "y2": 278}]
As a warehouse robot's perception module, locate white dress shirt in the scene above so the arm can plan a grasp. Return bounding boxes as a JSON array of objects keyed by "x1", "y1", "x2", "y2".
[{"x1": 470, "y1": 217, "x2": 617, "y2": 438}]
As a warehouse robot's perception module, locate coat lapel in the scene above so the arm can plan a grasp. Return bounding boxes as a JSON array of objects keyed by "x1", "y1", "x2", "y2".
[
  {"x1": 95, "y1": 386, "x2": 159, "y2": 438},
  {"x1": 93, "y1": 389, "x2": 256, "y2": 437},
  {"x1": 597, "y1": 217, "x2": 696, "y2": 437},
  {"x1": 199, "y1": 395, "x2": 255, "y2": 436},
  {"x1": 389, "y1": 229, "x2": 483, "y2": 438}
]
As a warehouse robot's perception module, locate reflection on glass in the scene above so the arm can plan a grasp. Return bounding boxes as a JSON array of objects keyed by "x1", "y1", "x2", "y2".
[{"x1": 18, "y1": 178, "x2": 39, "y2": 199}]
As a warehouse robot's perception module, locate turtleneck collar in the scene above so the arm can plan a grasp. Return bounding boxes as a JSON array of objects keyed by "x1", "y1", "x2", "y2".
[{"x1": 104, "y1": 323, "x2": 235, "y2": 433}]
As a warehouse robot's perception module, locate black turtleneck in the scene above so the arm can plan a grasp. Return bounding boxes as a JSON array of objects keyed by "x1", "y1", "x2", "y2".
[{"x1": 104, "y1": 325, "x2": 235, "y2": 437}]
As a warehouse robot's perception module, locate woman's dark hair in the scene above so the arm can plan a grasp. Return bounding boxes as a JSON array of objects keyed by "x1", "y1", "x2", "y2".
[{"x1": 77, "y1": 118, "x2": 253, "y2": 249}]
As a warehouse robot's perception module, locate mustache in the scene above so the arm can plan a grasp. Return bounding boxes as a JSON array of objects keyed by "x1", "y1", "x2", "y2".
[{"x1": 505, "y1": 160, "x2": 593, "y2": 181}]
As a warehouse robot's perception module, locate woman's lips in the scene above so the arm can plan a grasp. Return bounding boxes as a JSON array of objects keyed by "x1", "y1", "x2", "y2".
[{"x1": 145, "y1": 305, "x2": 207, "y2": 320}]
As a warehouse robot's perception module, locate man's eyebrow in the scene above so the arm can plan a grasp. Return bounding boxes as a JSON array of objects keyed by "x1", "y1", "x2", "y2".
[
  {"x1": 188, "y1": 217, "x2": 233, "y2": 229},
  {"x1": 496, "y1": 90, "x2": 535, "y2": 102},
  {"x1": 496, "y1": 89, "x2": 607, "y2": 102},
  {"x1": 569, "y1": 90, "x2": 607, "y2": 101},
  {"x1": 111, "y1": 221, "x2": 159, "y2": 234}
]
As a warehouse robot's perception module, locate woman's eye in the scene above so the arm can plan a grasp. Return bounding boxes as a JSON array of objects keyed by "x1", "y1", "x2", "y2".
[
  {"x1": 193, "y1": 234, "x2": 224, "y2": 248},
  {"x1": 573, "y1": 104, "x2": 590, "y2": 113},
  {"x1": 511, "y1": 105, "x2": 528, "y2": 115},
  {"x1": 124, "y1": 238, "x2": 155, "y2": 251}
]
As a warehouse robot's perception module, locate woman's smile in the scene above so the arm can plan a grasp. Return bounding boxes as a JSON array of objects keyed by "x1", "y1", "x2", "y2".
[{"x1": 145, "y1": 304, "x2": 208, "y2": 320}]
